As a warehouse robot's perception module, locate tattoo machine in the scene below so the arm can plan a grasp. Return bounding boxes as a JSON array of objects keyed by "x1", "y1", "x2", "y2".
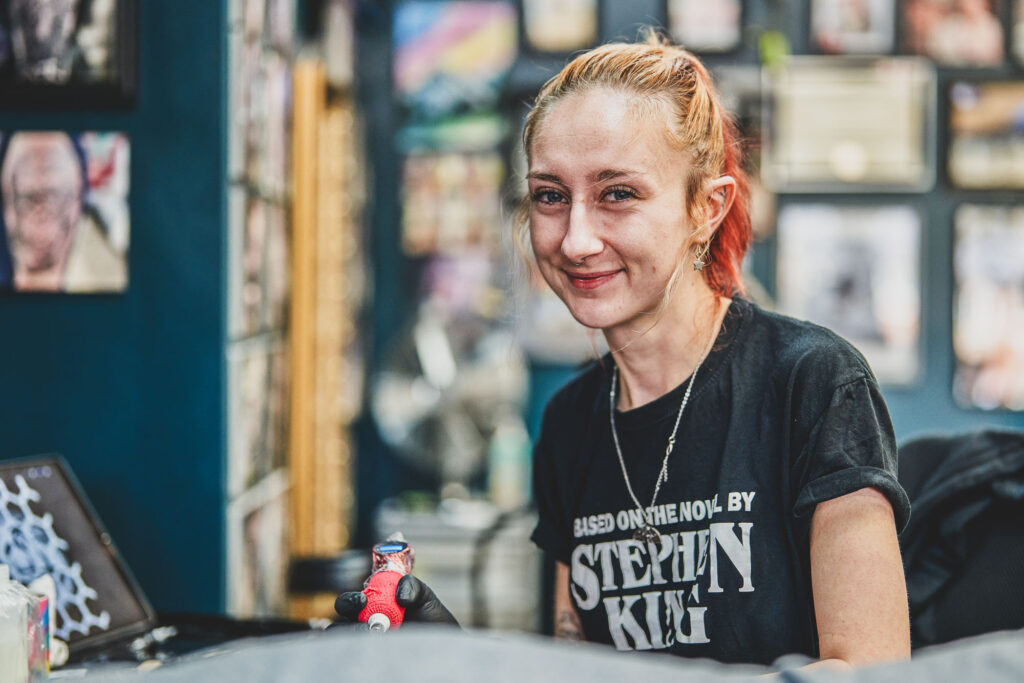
[{"x1": 358, "y1": 535, "x2": 415, "y2": 633}]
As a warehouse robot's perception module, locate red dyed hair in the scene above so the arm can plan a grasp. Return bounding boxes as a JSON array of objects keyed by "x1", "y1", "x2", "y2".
[{"x1": 516, "y1": 31, "x2": 752, "y2": 298}]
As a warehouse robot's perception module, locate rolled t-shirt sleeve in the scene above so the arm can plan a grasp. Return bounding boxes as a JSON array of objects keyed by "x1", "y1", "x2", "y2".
[{"x1": 792, "y1": 375, "x2": 911, "y2": 533}]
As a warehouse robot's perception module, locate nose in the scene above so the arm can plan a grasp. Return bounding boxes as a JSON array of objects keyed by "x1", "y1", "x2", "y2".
[{"x1": 561, "y1": 201, "x2": 603, "y2": 265}]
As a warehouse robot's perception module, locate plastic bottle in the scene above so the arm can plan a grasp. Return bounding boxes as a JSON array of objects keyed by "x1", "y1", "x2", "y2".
[
  {"x1": 487, "y1": 413, "x2": 532, "y2": 510},
  {"x1": 0, "y1": 564, "x2": 29, "y2": 683}
]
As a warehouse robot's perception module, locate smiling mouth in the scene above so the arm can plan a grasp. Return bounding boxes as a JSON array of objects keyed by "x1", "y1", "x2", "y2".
[{"x1": 565, "y1": 269, "x2": 619, "y2": 290}]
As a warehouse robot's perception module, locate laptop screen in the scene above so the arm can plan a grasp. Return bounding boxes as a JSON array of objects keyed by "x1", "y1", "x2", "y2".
[{"x1": 0, "y1": 455, "x2": 155, "y2": 651}]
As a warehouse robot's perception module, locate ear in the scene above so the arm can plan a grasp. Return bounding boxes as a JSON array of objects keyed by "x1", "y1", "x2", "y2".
[{"x1": 693, "y1": 175, "x2": 737, "y2": 242}]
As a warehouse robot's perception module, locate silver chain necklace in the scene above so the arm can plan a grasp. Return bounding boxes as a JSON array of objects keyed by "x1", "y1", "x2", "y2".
[{"x1": 609, "y1": 350, "x2": 708, "y2": 549}]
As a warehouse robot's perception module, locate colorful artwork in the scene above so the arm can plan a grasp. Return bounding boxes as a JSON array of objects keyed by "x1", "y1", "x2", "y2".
[
  {"x1": 392, "y1": 0, "x2": 517, "y2": 119},
  {"x1": 401, "y1": 150, "x2": 504, "y2": 255},
  {"x1": 949, "y1": 81, "x2": 1024, "y2": 190}
]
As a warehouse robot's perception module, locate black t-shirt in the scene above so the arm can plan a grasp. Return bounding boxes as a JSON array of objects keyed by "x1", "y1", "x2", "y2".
[{"x1": 530, "y1": 298, "x2": 910, "y2": 665}]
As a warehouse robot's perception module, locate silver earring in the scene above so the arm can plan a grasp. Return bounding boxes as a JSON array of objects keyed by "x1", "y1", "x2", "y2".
[{"x1": 693, "y1": 243, "x2": 710, "y2": 271}]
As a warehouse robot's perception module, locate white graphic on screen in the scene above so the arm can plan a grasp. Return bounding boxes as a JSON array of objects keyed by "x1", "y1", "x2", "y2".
[{"x1": 0, "y1": 474, "x2": 112, "y2": 639}]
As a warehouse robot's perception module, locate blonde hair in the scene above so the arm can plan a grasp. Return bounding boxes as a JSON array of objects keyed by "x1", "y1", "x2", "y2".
[{"x1": 513, "y1": 30, "x2": 751, "y2": 299}]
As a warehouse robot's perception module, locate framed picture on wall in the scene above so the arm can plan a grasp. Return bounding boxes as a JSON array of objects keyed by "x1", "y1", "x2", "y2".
[
  {"x1": 0, "y1": 456, "x2": 156, "y2": 650},
  {"x1": 953, "y1": 204, "x2": 1024, "y2": 411},
  {"x1": 903, "y1": 0, "x2": 1004, "y2": 67},
  {"x1": 776, "y1": 203, "x2": 922, "y2": 386},
  {"x1": 810, "y1": 0, "x2": 896, "y2": 54},
  {"x1": 762, "y1": 57, "x2": 936, "y2": 193},
  {"x1": 0, "y1": 0, "x2": 137, "y2": 108},
  {"x1": 0, "y1": 130, "x2": 129, "y2": 293},
  {"x1": 520, "y1": 0, "x2": 598, "y2": 55},
  {"x1": 948, "y1": 81, "x2": 1024, "y2": 189},
  {"x1": 392, "y1": 0, "x2": 517, "y2": 120},
  {"x1": 400, "y1": 150, "x2": 505, "y2": 256},
  {"x1": 666, "y1": 0, "x2": 742, "y2": 53}
]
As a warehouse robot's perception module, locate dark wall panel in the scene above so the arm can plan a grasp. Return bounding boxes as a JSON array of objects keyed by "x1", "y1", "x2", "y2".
[{"x1": 0, "y1": 2, "x2": 226, "y2": 613}]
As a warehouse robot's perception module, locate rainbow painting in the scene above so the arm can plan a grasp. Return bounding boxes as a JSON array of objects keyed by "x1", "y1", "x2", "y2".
[{"x1": 393, "y1": 1, "x2": 517, "y2": 117}]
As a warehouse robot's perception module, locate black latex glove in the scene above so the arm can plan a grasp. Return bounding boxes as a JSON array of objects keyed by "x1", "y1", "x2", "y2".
[{"x1": 333, "y1": 575, "x2": 460, "y2": 627}]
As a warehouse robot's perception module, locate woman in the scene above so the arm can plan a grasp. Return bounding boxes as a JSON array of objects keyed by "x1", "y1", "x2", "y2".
[{"x1": 338, "y1": 33, "x2": 911, "y2": 668}]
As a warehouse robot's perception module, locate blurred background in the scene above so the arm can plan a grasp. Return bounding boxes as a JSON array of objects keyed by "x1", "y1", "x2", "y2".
[{"x1": 0, "y1": 0, "x2": 1023, "y2": 644}]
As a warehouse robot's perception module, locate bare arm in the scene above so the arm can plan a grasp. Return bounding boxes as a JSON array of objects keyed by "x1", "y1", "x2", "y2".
[
  {"x1": 809, "y1": 487, "x2": 911, "y2": 667},
  {"x1": 554, "y1": 561, "x2": 585, "y2": 641}
]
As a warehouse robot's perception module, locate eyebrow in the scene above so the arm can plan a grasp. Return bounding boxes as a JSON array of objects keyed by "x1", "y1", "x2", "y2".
[{"x1": 526, "y1": 168, "x2": 647, "y2": 184}]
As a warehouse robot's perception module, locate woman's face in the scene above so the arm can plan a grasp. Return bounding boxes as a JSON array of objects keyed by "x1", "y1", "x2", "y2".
[{"x1": 527, "y1": 87, "x2": 695, "y2": 333}]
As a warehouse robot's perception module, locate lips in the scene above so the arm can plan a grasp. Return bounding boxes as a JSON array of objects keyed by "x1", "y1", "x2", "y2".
[{"x1": 565, "y1": 269, "x2": 620, "y2": 290}]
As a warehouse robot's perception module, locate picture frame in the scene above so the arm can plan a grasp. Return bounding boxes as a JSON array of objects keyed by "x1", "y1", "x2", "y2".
[
  {"x1": 518, "y1": 0, "x2": 599, "y2": 57},
  {"x1": 948, "y1": 80, "x2": 1024, "y2": 190},
  {"x1": 400, "y1": 150, "x2": 505, "y2": 256},
  {"x1": 776, "y1": 203, "x2": 922, "y2": 386},
  {"x1": 0, "y1": 455, "x2": 156, "y2": 650},
  {"x1": 0, "y1": 130, "x2": 130, "y2": 293},
  {"x1": 810, "y1": 0, "x2": 896, "y2": 55},
  {"x1": 0, "y1": 0, "x2": 137, "y2": 109},
  {"x1": 666, "y1": 0, "x2": 743, "y2": 54},
  {"x1": 953, "y1": 204, "x2": 1024, "y2": 411},
  {"x1": 902, "y1": 0, "x2": 1004, "y2": 67},
  {"x1": 762, "y1": 56, "x2": 936, "y2": 193},
  {"x1": 392, "y1": 0, "x2": 518, "y2": 121}
]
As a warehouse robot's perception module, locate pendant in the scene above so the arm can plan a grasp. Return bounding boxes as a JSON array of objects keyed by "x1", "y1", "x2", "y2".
[{"x1": 633, "y1": 524, "x2": 662, "y2": 549}]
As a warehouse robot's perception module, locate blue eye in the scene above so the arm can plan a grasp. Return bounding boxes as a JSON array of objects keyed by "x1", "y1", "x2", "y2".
[
  {"x1": 532, "y1": 189, "x2": 566, "y2": 205},
  {"x1": 605, "y1": 187, "x2": 637, "y2": 202}
]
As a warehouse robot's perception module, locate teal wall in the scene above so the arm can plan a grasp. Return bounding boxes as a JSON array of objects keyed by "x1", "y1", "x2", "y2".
[{"x1": 0, "y1": 2, "x2": 226, "y2": 613}]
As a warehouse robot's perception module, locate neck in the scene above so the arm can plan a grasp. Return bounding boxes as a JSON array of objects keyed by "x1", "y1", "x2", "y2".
[{"x1": 607, "y1": 278, "x2": 728, "y2": 410}]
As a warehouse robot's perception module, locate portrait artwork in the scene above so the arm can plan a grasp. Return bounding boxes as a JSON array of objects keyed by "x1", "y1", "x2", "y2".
[{"x1": 0, "y1": 130, "x2": 129, "y2": 293}]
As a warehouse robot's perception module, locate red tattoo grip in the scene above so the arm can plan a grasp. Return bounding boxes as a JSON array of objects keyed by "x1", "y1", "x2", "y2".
[{"x1": 358, "y1": 570, "x2": 406, "y2": 629}]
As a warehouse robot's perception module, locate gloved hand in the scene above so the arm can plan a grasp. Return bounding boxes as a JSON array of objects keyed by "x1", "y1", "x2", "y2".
[{"x1": 334, "y1": 574, "x2": 460, "y2": 627}]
